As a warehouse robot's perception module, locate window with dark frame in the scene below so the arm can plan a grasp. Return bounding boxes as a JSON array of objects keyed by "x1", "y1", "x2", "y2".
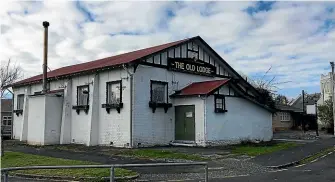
[
  {"x1": 107, "y1": 81, "x2": 122, "y2": 104},
  {"x1": 214, "y1": 95, "x2": 227, "y2": 113},
  {"x1": 151, "y1": 81, "x2": 168, "y2": 103},
  {"x1": 2, "y1": 116, "x2": 12, "y2": 126},
  {"x1": 77, "y1": 85, "x2": 89, "y2": 106},
  {"x1": 17, "y1": 94, "x2": 24, "y2": 110}
]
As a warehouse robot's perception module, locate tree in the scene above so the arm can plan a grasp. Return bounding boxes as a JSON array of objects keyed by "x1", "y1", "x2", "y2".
[
  {"x1": 275, "y1": 94, "x2": 289, "y2": 105},
  {"x1": 1, "y1": 59, "x2": 23, "y2": 98},
  {"x1": 318, "y1": 98, "x2": 334, "y2": 133}
]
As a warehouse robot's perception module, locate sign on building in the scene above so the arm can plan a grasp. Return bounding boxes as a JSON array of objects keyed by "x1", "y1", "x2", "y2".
[{"x1": 306, "y1": 104, "x2": 316, "y2": 115}]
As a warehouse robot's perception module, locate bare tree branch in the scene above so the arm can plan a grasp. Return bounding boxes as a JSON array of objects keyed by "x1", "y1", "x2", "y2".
[{"x1": 1, "y1": 59, "x2": 23, "y2": 98}]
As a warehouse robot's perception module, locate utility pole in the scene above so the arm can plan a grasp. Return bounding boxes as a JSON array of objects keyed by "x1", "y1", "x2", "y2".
[
  {"x1": 315, "y1": 100, "x2": 319, "y2": 136},
  {"x1": 302, "y1": 90, "x2": 305, "y2": 132},
  {"x1": 330, "y1": 62, "x2": 335, "y2": 135}
]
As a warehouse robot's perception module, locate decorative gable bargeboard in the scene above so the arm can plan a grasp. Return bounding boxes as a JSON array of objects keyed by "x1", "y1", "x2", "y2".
[{"x1": 140, "y1": 40, "x2": 231, "y2": 78}]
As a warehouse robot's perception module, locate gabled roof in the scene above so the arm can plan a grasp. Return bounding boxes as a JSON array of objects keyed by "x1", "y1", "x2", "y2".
[
  {"x1": 11, "y1": 37, "x2": 191, "y2": 87},
  {"x1": 275, "y1": 104, "x2": 302, "y2": 113},
  {"x1": 171, "y1": 79, "x2": 230, "y2": 97},
  {"x1": 10, "y1": 35, "x2": 261, "y2": 97}
]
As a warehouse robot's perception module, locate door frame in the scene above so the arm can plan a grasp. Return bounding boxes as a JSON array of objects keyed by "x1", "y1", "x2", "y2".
[{"x1": 174, "y1": 105, "x2": 196, "y2": 142}]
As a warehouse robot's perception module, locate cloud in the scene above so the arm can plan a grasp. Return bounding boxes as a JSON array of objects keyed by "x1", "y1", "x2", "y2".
[{"x1": 1, "y1": 1, "x2": 335, "y2": 97}]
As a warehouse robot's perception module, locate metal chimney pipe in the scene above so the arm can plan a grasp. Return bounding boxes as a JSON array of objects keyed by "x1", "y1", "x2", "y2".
[{"x1": 42, "y1": 21, "x2": 49, "y2": 93}]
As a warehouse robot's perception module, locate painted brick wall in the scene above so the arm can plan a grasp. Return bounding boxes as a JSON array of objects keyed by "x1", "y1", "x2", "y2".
[
  {"x1": 205, "y1": 93, "x2": 273, "y2": 144},
  {"x1": 12, "y1": 87, "x2": 25, "y2": 140},
  {"x1": 70, "y1": 74, "x2": 95, "y2": 145},
  {"x1": 98, "y1": 69, "x2": 131, "y2": 147},
  {"x1": 133, "y1": 65, "x2": 215, "y2": 147}
]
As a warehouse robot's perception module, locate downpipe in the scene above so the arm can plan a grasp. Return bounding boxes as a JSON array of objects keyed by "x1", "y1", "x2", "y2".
[{"x1": 123, "y1": 64, "x2": 134, "y2": 148}]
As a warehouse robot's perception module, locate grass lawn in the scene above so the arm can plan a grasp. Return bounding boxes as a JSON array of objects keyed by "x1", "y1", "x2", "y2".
[
  {"x1": 299, "y1": 147, "x2": 335, "y2": 164},
  {"x1": 119, "y1": 149, "x2": 207, "y2": 161},
  {"x1": 1, "y1": 151, "x2": 137, "y2": 179},
  {"x1": 231, "y1": 142, "x2": 298, "y2": 156}
]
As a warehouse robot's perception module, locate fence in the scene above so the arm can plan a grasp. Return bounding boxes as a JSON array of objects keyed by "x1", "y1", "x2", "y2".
[{"x1": 1, "y1": 162, "x2": 208, "y2": 182}]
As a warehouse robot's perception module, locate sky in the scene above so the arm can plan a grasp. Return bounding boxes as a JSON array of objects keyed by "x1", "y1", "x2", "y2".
[{"x1": 1, "y1": 1, "x2": 335, "y2": 98}]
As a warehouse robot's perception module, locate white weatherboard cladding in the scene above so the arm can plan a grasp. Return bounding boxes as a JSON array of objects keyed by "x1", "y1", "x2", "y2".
[
  {"x1": 70, "y1": 74, "x2": 95, "y2": 145},
  {"x1": 205, "y1": 94, "x2": 273, "y2": 144},
  {"x1": 27, "y1": 95, "x2": 45, "y2": 145},
  {"x1": 44, "y1": 95, "x2": 63, "y2": 144},
  {"x1": 173, "y1": 97, "x2": 206, "y2": 146},
  {"x1": 98, "y1": 69, "x2": 131, "y2": 147},
  {"x1": 133, "y1": 65, "x2": 217, "y2": 146}
]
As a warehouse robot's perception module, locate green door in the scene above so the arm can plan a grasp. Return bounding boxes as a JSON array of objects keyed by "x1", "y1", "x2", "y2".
[{"x1": 175, "y1": 105, "x2": 195, "y2": 141}]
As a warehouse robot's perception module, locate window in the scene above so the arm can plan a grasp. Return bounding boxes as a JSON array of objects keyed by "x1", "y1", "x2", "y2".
[
  {"x1": 214, "y1": 95, "x2": 227, "y2": 113},
  {"x1": 149, "y1": 80, "x2": 172, "y2": 113},
  {"x1": 2, "y1": 116, "x2": 12, "y2": 125},
  {"x1": 280, "y1": 112, "x2": 290, "y2": 121},
  {"x1": 77, "y1": 85, "x2": 89, "y2": 106},
  {"x1": 151, "y1": 81, "x2": 168, "y2": 103},
  {"x1": 107, "y1": 81, "x2": 122, "y2": 104},
  {"x1": 17, "y1": 94, "x2": 24, "y2": 110}
]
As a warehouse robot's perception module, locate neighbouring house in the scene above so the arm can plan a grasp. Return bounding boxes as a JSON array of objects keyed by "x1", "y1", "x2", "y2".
[
  {"x1": 9, "y1": 36, "x2": 274, "y2": 147},
  {"x1": 1, "y1": 99, "x2": 13, "y2": 138},
  {"x1": 272, "y1": 104, "x2": 302, "y2": 132},
  {"x1": 289, "y1": 93, "x2": 321, "y2": 130}
]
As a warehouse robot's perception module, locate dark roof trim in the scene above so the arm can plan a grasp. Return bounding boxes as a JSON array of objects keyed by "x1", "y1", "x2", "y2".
[{"x1": 195, "y1": 37, "x2": 261, "y2": 96}]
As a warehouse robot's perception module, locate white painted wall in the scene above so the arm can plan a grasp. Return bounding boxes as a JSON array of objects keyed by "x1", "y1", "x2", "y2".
[
  {"x1": 205, "y1": 94, "x2": 273, "y2": 145},
  {"x1": 12, "y1": 87, "x2": 25, "y2": 140},
  {"x1": 27, "y1": 95, "x2": 45, "y2": 145},
  {"x1": 70, "y1": 74, "x2": 95, "y2": 145},
  {"x1": 98, "y1": 69, "x2": 131, "y2": 147},
  {"x1": 133, "y1": 65, "x2": 217, "y2": 147},
  {"x1": 173, "y1": 97, "x2": 206, "y2": 146},
  {"x1": 44, "y1": 95, "x2": 63, "y2": 144}
]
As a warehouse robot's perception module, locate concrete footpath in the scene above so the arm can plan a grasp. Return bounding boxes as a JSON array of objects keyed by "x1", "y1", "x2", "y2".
[{"x1": 251, "y1": 137, "x2": 335, "y2": 168}]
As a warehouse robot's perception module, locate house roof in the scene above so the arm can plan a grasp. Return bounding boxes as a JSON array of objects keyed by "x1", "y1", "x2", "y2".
[
  {"x1": 275, "y1": 104, "x2": 302, "y2": 113},
  {"x1": 1, "y1": 99, "x2": 12, "y2": 112},
  {"x1": 172, "y1": 79, "x2": 230, "y2": 96},
  {"x1": 11, "y1": 37, "x2": 191, "y2": 87}
]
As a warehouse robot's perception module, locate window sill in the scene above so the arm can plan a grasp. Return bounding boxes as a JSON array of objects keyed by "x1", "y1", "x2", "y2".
[
  {"x1": 13, "y1": 110, "x2": 23, "y2": 116},
  {"x1": 72, "y1": 105, "x2": 89, "y2": 114},
  {"x1": 215, "y1": 109, "x2": 228, "y2": 113},
  {"x1": 149, "y1": 101, "x2": 172, "y2": 113},
  {"x1": 102, "y1": 103, "x2": 123, "y2": 113}
]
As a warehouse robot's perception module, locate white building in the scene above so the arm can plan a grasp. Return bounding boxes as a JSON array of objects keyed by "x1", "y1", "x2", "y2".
[
  {"x1": 319, "y1": 72, "x2": 334, "y2": 105},
  {"x1": 11, "y1": 36, "x2": 273, "y2": 148}
]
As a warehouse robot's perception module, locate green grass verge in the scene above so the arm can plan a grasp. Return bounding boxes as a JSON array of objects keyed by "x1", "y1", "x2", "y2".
[
  {"x1": 1, "y1": 151, "x2": 137, "y2": 179},
  {"x1": 120, "y1": 149, "x2": 207, "y2": 161},
  {"x1": 299, "y1": 147, "x2": 335, "y2": 164},
  {"x1": 231, "y1": 142, "x2": 298, "y2": 156}
]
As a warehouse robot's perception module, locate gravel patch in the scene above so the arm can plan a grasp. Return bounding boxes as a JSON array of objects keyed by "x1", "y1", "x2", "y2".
[{"x1": 136, "y1": 158, "x2": 272, "y2": 181}]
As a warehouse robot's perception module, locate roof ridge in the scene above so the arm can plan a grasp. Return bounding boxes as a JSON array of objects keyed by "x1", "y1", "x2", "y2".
[{"x1": 12, "y1": 36, "x2": 196, "y2": 87}]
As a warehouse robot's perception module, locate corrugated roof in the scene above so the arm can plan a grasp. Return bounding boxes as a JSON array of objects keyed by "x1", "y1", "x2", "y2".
[
  {"x1": 173, "y1": 79, "x2": 230, "y2": 96},
  {"x1": 11, "y1": 37, "x2": 192, "y2": 87}
]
